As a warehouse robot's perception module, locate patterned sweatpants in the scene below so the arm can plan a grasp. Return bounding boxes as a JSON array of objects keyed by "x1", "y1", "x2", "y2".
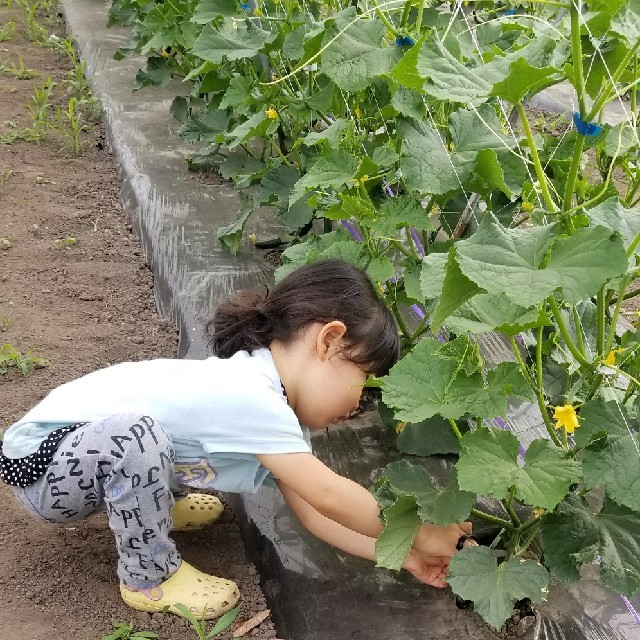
[{"x1": 11, "y1": 413, "x2": 181, "y2": 589}]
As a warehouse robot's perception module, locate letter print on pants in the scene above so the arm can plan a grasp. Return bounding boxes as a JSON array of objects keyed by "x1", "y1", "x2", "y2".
[{"x1": 12, "y1": 414, "x2": 180, "y2": 589}]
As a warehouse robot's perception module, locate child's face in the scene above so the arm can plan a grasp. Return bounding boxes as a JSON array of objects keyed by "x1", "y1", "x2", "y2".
[{"x1": 296, "y1": 352, "x2": 368, "y2": 430}]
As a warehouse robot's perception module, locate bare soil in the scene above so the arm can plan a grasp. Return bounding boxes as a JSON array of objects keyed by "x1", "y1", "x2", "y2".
[{"x1": 0, "y1": 4, "x2": 278, "y2": 639}]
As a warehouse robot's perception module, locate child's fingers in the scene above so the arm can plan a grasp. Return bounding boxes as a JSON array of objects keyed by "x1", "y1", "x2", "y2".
[{"x1": 459, "y1": 521, "x2": 473, "y2": 535}]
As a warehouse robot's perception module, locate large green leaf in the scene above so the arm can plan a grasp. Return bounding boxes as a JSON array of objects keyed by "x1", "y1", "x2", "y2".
[
  {"x1": 587, "y1": 197, "x2": 640, "y2": 262},
  {"x1": 541, "y1": 494, "x2": 640, "y2": 595},
  {"x1": 320, "y1": 12, "x2": 399, "y2": 92},
  {"x1": 362, "y1": 196, "x2": 434, "y2": 236},
  {"x1": 389, "y1": 32, "x2": 428, "y2": 90},
  {"x1": 430, "y1": 249, "x2": 482, "y2": 333},
  {"x1": 397, "y1": 414, "x2": 467, "y2": 456},
  {"x1": 457, "y1": 430, "x2": 580, "y2": 509},
  {"x1": 191, "y1": 0, "x2": 239, "y2": 23},
  {"x1": 376, "y1": 461, "x2": 474, "y2": 527},
  {"x1": 217, "y1": 191, "x2": 254, "y2": 254},
  {"x1": 610, "y1": 0, "x2": 640, "y2": 42},
  {"x1": 446, "y1": 294, "x2": 545, "y2": 336},
  {"x1": 447, "y1": 547, "x2": 550, "y2": 630},
  {"x1": 177, "y1": 109, "x2": 227, "y2": 143},
  {"x1": 455, "y1": 214, "x2": 628, "y2": 307},
  {"x1": 490, "y1": 57, "x2": 563, "y2": 105},
  {"x1": 576, "y1": 399, "x2": 640, "y2": 513},
  {"x1": 375, "y1": 494, "x2": 421, "y2": 570},
  {"x1": 289, "y1": 150, "x2": 360, "y2": 204},
  {"x1": 192, "y1": 19, "x2": 273, "y2": 63},
  {"x1": 382, "y1": 339, "x2": 532, "y2": 422}
]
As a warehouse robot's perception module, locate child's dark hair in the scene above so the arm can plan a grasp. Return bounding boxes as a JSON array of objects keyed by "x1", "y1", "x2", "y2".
[{"x1": 208, "y1": 259, "x2": 400, "y2": 376}]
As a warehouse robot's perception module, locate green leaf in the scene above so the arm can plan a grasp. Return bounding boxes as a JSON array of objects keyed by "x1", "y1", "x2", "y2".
[
  {"x1": 455, "y1": 214, "x2": 628, "y2": 307},
  {"x1": 420, "y1": 252, "x2": 448, "y2": 300},
  {"x1": 376, "y1": 461, "x2": 474, "y2": 528},
  {"x1": 191, "y1": 0, "x2": 239, "y2": 23},
  {"x1": 577, "y1": 399, "x2": 640, "y2": 512},
  {"x1": 447, "y1": 547, "x2": 550, "y2": 630},
  {"x1": 458, "y1": 430, "x2": 579, "y2": 509},
  {"x1": 435, "y1": 335, "x2": 483, "y2": 376},
  {"x1": 302, "y1": 118, "x2": 349, "y2": 147},
  {"x1": 225, "y1": 110, "x2": 273, "y2": 149},
  {"x1": 389, "y1": 32, "x2": 428, "y2": 90},
  {"x1": 367, "y1": 256, "x2": 395, "y2": 284},
  {"x1": 134, "y1": 57, "x2": 171, "y2": 90},
  {"x1": 382, "y1": 339, "x2": 532, "y2": 422},
  {"x1": 391, "y1": 87, "x2": 427, "y2": 120},
  {"x1": 446, "y1": 294, "x2": 545, "y2": 336},
  {"x1": 610, "y1": 0, "x2": 640, "y2": 42},
  {"x1": 219, "y1": 74, "x2": 253, "y2": 111},
  {"x1": 320, "y1": 12, "x2": 399, "y2": 92},
  {"x1": 260, "y1": 165, "x2": 300, "y2": 206},
  {"x1": 192, "y1": 19, "x2": 273, "y2": 64},
  {"x1": 290, "y1": 150, "x2": 359, "y2": 204},
  {"x1": 207, "y1": 605, "x2": 240, "y2": 636},
  {"x1": 218, "y1": 151, "x2": 265, "y2": 187},
  {"x1": 361, "y1": 195, "x2": 433, "y2": 236},
  {"x1": 397, "y1": 414, "x2": 467, "y2": 456},
  {"x1": 371, "y1": 145, "x2": 399, "y2": 167},
  {"x1": 541, "y1": 494, "x2": 640, "y2": 595},
  {"x1": 375, "y1": 494, "x2": 421, "y2": 570},
  {"x1": 178, "y1": 109, "x2": 227, "y2": 143},
  {"x1": 490, "y1": 57, "x2": 562, "y2": 104},
  {"x1": 587, "y1": 197, "x2": 640, "y2": 259},
  {"x1": 217, "y1": 191, "x2": 254, "y2": 254},
  {"x1": 430, "y1": 249, "x2": 482, "y2": 333}
]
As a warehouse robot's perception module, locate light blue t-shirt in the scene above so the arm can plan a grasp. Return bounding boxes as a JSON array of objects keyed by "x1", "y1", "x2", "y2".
[{"x1": 3, "y1": 349, "x2": 311, "y2": 493}]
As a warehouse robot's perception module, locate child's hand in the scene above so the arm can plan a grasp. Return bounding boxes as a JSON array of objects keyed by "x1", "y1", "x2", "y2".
[
  {"x1": 402, "y1": 549, "x2": 450, "y2": 588},
  {"x1": 413, "y1": 522, "x2": 474, "y2": 559}
]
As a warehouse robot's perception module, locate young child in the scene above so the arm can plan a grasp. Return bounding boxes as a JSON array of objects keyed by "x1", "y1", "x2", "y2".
[{"x1": 1, "y1": 259, "x2": 472, "y2": 620}]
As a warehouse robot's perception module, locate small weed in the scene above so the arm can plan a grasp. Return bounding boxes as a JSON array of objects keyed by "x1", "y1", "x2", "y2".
[
  {"x1": 27, "y1": 77, "x2": 55, "y2": 140},
  {"x1": 54, "y1": 235, "x2": 75, "y2": 250},
  {"x1": 165, "y1": 604, "x2": 239, "y2": 640},
  {"x1": 0, "y1": 343, "x2": 49, "y2": 376},
  {"x1": 100, "y1": 621, "x2": 158, "y2": 640},
  {"x1": 17, "y1": 0, "x2": 49, "y2": 44},
  {"x1": 0, "y1": 168, "x2": 13, "y2": 191},
  {"x1": 0, "y1": 314, "x2": 11, "y2": 331},
  {"x1": 55, "y1": 97, "x2": 86, "y2": 155},
  {"x1": 0, "y1": 21, "x2": 16, "y2": 42},
  {"x1": 0, "y1": 128, "x2": 38, "y2": 144},
  {"x1": 4, "y1": 55, "x2": 37, "y2": 79}
]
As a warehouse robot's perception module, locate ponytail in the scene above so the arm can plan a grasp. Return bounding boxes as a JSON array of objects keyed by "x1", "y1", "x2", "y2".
[{"x1": 207, "y1": 259, "x2": 400, "y2": 377}]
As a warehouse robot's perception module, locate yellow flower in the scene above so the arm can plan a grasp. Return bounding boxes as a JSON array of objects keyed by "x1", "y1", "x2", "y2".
[
  {"x1": 253, "y1": 8, "x2": 263, "y2": 16},
  {"x1": 265, "y1": 108, "x2": 278, "y2": 119},
  {"x1": 553, "y1": 404, "x2": 579, "y2": 433},
  {"x1": 523, "y1": 201, "x2": 533, "y2": 213},
  {"x1": 395, "y1": 422, "x2": 407, "y2": 434},
  {"x1": 532, "y1": 507, "x2": 546, "y2": 518},
  {"x1": 159, "y1": 49, "x2": 172, "y2": 58},
  {"x1": 353, "y1": 178, "x2": 361, "y2": 188},
  {"x1": 248, "y1": 233, "x2": 257, "y2": 245},
  {"x1": 603, "y1": 349, "x2": 622, "y2": 366},
  {"x1": 360, "y1": 174, "x2": 369, "y2": 183},
  {"x1": 355, "y1": 106, "x2": 361, "y2": 121},
  {"x1": 447, "y1": 142, "x2": 454, "y2": 152}
]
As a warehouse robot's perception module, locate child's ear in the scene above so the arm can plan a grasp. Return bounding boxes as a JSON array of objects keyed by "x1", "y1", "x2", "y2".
[{"x1": 316, "y1": 321, "x2": 347, "y2": 358}]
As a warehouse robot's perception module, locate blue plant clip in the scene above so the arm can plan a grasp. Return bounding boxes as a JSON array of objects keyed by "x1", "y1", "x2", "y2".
[
  {"x1": 503, "y1": 8, "x2": 517, "y2": 16},
  {"x1": 240, "y1": 3, "x2": 250, "y2": 10},
  {"x1": 395, "y1": 35, "x2": 415, "y2": 47},
  {"x1": 573, "y1": 112, "x2": 603, "y2": 137}
]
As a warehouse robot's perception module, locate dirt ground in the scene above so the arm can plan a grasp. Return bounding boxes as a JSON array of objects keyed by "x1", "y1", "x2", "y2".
[{"x1": 0, "y1": 3, "x2": 279, "y2": 639}]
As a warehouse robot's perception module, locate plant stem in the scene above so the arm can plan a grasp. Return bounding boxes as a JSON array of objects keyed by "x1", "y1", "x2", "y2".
[
  {"x1": 587, "y1": 40, "x2": 640, "y2": 122},
  {"x1": 447, "y1": 418, "x2": 463, "y2": 442},
  {"x1": 504, "y1": 489, "x2": 522, "y2": 527},
  {"x1": 400, "y1": 0, "x2": 412, "y2": 28},
  {"x1": 371, "y1": 0, "x2": 398, "y2": 36},
  {"x1": 561, "y1": 133, "x2": 584, "y2": 222},
  {"x1": 471, "y1": 508, "x2": 514, "y2": 530},
  {"x1": 536, "y1": 324, "x2": 544, "y2": 390},
  {"x1": 605, "y1": 273, "x2": 631, "y2": 354},
  {"x1": 415, "y1": 0, "x2": 425, "y2": 33},
  {"x1": 510, "y1": 334, "x2": 564, "y2": 447},
  {"x1": 391, "y1": 303, "x2": 411, "y2": 339},
  {"x1": 548, "y1": 297, "x2": 590, "y2": 367},
  {"x1": 596, "y1": 287, "x2": 605, "y2": 357},
  {"x1": 570, "y1": 0, "x2": 586, "y2": 115},
  {"x1": 516, "y1": 103, "x2": 558, "y2": 213},
  {"x1": 571, "y1": 305, "x2": 586, "y2": 358},
  {"x1": 516, "y1": 522, "x2": 540, "y2": 557}
]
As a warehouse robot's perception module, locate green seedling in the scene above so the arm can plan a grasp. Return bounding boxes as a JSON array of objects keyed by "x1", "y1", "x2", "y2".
[
  {"x1": 0, "y1": 314, "x2": 11, "y2": 331},
  {"x1": 54, "y1": 235, "x2": 75, "y2": 250},
  {"x1": 0, "y1": 168, "x2": 13, "y2": 191},
  {"x1": 27, "y1": 77, "x2": 55, "y2": 140},
  {"x1": 0, "y1": 21, "x2": 16, "y2": 42},
  {"x1": 163, "y1": 604, "x2": 239, "y2": 640},
  {"x1": 5, "y1": 55, "x2": 37, "y2": 79},
  {"x1": 100, "y1": 621, "x2": 158, "y2": 640},
  {"x1": 55, "y1": 97, "x2": 86, "y2": 155},
  {"x1": 17, "y1": 0, "x2": 49, "y2": 43},
  {"x1": 0, "y1": 343, "x2": 48, "y2": 376}
]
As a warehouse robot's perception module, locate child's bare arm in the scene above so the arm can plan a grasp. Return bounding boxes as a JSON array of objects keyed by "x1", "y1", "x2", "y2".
[
  {"x1": 256, "y1": 452, "x2": 384, "y2": 538},
  {"x1": 277, "y1": 479, "x2": 453, "y2": 588}
]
